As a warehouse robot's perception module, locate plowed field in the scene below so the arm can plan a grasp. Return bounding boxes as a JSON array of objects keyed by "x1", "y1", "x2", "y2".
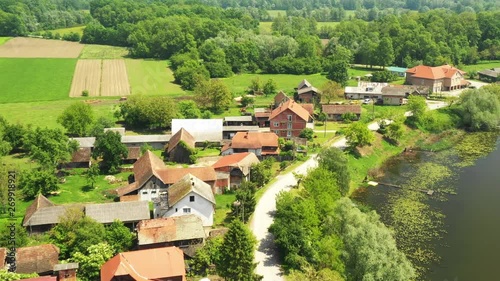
[
  {"x1": 101, "y1": 59, "x2": 130, "y2": 96},
  {"x1": 69, "y1": 60, "x2": 102, "y2": 97},
  {"x1": 0, "y1": 37, "x2": 83, "y2": 58}
]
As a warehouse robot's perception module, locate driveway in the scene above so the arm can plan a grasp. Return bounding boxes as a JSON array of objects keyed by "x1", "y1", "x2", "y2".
[{"x1": 251, "y1": 138, "x2": 346, "y2": 280}]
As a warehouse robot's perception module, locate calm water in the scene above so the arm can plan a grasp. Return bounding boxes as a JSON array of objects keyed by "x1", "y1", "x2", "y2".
[{"x1": 356, "y1": 139, "x2": 500, "y2": 281}]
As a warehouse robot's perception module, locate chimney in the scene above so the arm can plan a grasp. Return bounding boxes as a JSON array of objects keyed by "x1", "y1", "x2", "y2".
[{"x1": 53, "y1": 263, "x2": 79, "y2": 281}]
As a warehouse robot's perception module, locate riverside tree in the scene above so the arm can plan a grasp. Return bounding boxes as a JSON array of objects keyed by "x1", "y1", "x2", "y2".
[{"x1": 317, "y1": 147, "x2": 350, "y2": 196}]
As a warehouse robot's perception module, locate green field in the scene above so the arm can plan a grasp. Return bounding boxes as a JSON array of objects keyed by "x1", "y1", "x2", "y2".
[
  {"x1": 222, "y1": 73, "x2": 328, "y2": 94},
  {"x1": 125, "y1": 59, "x2": 186, "y2": 97},
  {"x1": 0, "y1": 58, "x2": 76, "y2": 103},
  {"x1": 266, "y1": 10, "x2": 287, "y2": 19},
  {"x1": 0, "y1": 99, "x2": 119, "y2": 129},
  {"x1": 47, "y1": 25, "x2": 85, "y2": 36},
  {"x1": 0, "y1": 37, "x2": 11, "y2": 45},
  {"x1": 80, "y1": 44, "x2": 129, "y2": 59},
  {"x1": 461, "y1": 60, "x2": 500, "y2": 73}
]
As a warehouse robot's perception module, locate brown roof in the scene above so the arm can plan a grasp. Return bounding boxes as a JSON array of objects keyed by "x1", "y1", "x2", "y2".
[
  {"x1": 297, "y1": 79, "x2": 312, "y2": 89},
  {"x1": 212, "y1": 152, "x2": 260, "y2": 175},
  {"x1": 70, "y1": 147, "x2": 91, "y2": 163},
  {"x1": 133, "y1": 150, "x2": 166, "y2": 187},
  {"x1": 137, "y1": 215, "x2": 206, "y2": 246},
  {"x1": 254, "y1": 111, "x2": 271, "y2": 118},
  {"x1": 166, "y1": 174, "x2": 216, "y2": 206},
  {"x1": 406, "y1": 64, "x2": 466, "y2": 80},
  {"x1": 322, "y1": 104, "x2": 362, "y2": 115},
  {"x1": 269, "y1": 100, "x2": 311, "y2": 122},
  {"x1": 100, "y1": 247, "x2": 186, "y2": 281},
  {"x1": 274, "y1": 91, "x2": 289, "y2": 105},
  {"x1": 125, "y1": 147, "x2": 141, "y2": 160},
  {"x1": 227, "y1": 131, "x2": 279, "y2": 150},
  {"x1": 301, "y1": 103, "x2": 314, "y2": 116},
  {"x1": 114, "y1": 182, "x2": 139, "y2": 197},
  {"x1": 168, "y1": 128, "x2": 195, "y2": 153},
  {"x1": 23, "y1": 194, "x2": 56, "y2": 226},
  {"x1": 85, "y1": 201, "x2": 150, "y2": 224},
  {"x1": 157, "y1": 167, "x2": 217, "y2": 185},
  {"x1": 16, "y1": 244, "x2": 60, "y2": 274},
  {"x1": 297, "y1": 86, "x2": 320, "y2": 95}
]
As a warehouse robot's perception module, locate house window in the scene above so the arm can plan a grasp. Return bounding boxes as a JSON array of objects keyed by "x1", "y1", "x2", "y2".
[
  {"x1": 287, "y1": 115, "x2": 292, "y2": 121},
  {"x1": 287, "y1": 131, "x2": 292, "y2": 137},
  {"x1": 287, "y1": 123, "x2": 292, "y2": 129},
  {"x1": 183, "y1": 208, "x2": 191, "y2": 214},
  {"x1": 190, "y1": 196, "x2": 195, "y2": 202},
  {"x1": 273, "y1": 122, "x2": 279, "y2": 127},
  {"x1": 151, "y1": 190, "x2": 156, "y2": 194},
  {"x1": 142, "y1": 190, "x2": 148, "y2": 194},
  {"x1": 175, "y1": 208, "x2": 178, "y2": 212},
  {"x1": 275, "y1": 130, "x2": 279, "y2": 134}
]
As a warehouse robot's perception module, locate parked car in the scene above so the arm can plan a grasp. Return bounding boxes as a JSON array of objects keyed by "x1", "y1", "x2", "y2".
[{"x1": 362, "y1": 98, "x2": 371, "y2": 104}]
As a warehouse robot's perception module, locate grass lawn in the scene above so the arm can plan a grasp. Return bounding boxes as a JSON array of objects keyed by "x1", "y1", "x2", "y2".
[
  {"x1": 79, "y1": 44, "x2": 129, "y2": 59},
  {"x1": 0, "y1": 37, "x2": 11, "y2": 45},
  {"x1": 196, "y1": 147, "x2": 221, "y2": 157},
  {"x1": 47, "y1": 25, "x2": 85, "y2": 36},
  {"x1": 214, "y1": 193, "x2": 236, "y2": 226},
  {"x1": 0, "y1": 58, "x2": 76, "y2": 103},
  {"x1": 462, "y1": 60, "x2": 500, "y2": 73},
  {"x1": 125, "y1": 59, "x2": 186, "y2": 97},
  {"x1": 315, "y1": 120, "x2": 349, "y2": 131},
  {"x1": 0, "y1": 98, "x2": 119, "y2": 129},
  {"x1": 1, "y1": 153, "x2": 39, "y2": 170}
]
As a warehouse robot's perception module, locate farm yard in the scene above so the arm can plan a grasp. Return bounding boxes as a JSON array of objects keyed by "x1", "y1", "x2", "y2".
[
  {"x1": 69, "y1": 59, "x2": 102, "y2": 97},
  {"x1": 0, "y1": 37, "x2": 83, "y2": 58}
]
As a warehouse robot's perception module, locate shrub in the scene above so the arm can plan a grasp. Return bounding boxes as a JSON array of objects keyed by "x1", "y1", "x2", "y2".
[
  {"x1": 82, "y1": 90, "x2": 89, "y2": 97},
  {"x1": 280, "y1": 161, "x2": 290, "y2": 170},
  {"x1": 299, "y1": 128, "x2": 314, "y2": 141}
]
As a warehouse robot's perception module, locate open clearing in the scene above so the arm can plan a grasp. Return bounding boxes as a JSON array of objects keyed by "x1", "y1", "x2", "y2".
[
  {"x1": 79, "y1": 44, "x2": 129, "y2": 59},
  {"x1": 0, "y1": 37, "x2": 83, "y2": 58},
  {"x1": 47, "y1": 25, "x2": 85, "y2": 36},
  {"x1": 101, "y1": 59, "x2": 130, "y2": 96},
  {"x1": 125, "y1": 59, "x2": 185, "y2": 97},
  {"x1": 69, "y1": 60, "x2": 102, "y2": 97},
  {"x1": 462, "y1": 60, "x2": 500, "y2": 73},
  {"x1": 70, "y1": 59, "x2": 130, "y2": 97},
  {"x1": 222, "y1": 73, "x2": 329, "y2": 94},
  {"x1": 0, "y1": 58, "x2": 76, "y2": 103}
]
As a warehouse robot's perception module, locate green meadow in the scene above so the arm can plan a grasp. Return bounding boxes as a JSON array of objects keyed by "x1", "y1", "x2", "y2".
[
  {"x1": 47, "y1": 25, "x2": 85, "y2": 36},
  {"x1": 79, "y1": 44, "x2": 129, "y2": 59}
]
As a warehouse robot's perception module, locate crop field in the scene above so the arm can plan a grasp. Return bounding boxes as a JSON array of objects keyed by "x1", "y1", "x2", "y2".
[
  {"x1": 69, "y1": 59, "x2": 102, "y2": 97},
  {"x1": 0, "y1": 37, "x2": 11, "y2": 45},
  {"x1": 125, "y1": 59, "x2": 185, "y2": 97},
  {"x1": 0, "y1": 58, "x2": 76, "y2": 103},
  {"x1": 47, "y1": 25, "x2": 85, "y2": 36},
  {"x1": 101, "y1": 59, "x2": 131, "y2": 96},
  {"x1": 79, "y1": 44, "x2": 129, "y2": 59},
  {"x1": 0, "y1": 37, "x2": 83, "y2": 58}
]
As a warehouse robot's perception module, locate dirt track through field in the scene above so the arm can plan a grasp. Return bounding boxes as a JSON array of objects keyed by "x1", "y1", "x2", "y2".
[
  {"x1": 69, "y1": 59, "x2": 130, "y2": 97},
  {"x1": 101, "y1": 59, "x2": 130, "y2": 96},
  {"x1": 69, "y1": 60, "x2": 102, "y2": 97},
  {"x1": 0, "y1": 37, "x2": 83, "y2": 58}
]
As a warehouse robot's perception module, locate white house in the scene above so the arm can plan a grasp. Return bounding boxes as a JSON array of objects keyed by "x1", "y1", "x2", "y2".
[{"x1": 153, "y1": 174, "x2": 216, "y2": 227}]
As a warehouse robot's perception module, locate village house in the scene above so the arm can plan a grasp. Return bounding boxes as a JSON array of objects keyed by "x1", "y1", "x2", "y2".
[
  {"x1": 166, "y1": 128, "x2": 196, "y2": 164},
  {"x1": 137, "y1": 215, "x2": 206, "y2": 257},
  {"x1": 212, "y1": 152, "x2": 260, "y2": 189},
  {"x1": 268, "y1": 100, "x2": 314, "y2": 138},
  {"x1": 477, "y1": 68, "x2": 500, "y2": 82},
  {"x1": 13, "y1": 244, "x2": 60, "y2": 275},
  {"x1": 322, "y1": 104, "x2": 362, "y2": 121},
  {"x1": 254, "y1": 108, "x2": 271, "y2": 127},
  {"x1": 221, "y1": 131, "x2": 279, "y2": 157},
  {"x1": 223, "y1": 116, "x2": 254, "y2": 126},
  {"x1": 344, "y1": 82, "x2": 388, "y2": 100},
  {"x1": 405, "y1": 64, "x2": 469, "y2": 92},
  {"x1": 171, "y1": 119, "x2": 223, "y2": 144},
  {"x1": 345, "y1": 82, "x2": 429, "y2": 105},
  {"x1": 295, "y1": 79, "x2": 321, "y2": 103},
  {"x1": 100, "y1": 247, "x2": 186, "y2": 281},
  {"x1": 63, "y1": 147, "x2": 91, "y2": 169},
  {"x1": 273, "y1": 91, "x2": 290, "y2": 108},
  {"x1": 153, "y1": 174, "x2": 216, "y2": 227}
]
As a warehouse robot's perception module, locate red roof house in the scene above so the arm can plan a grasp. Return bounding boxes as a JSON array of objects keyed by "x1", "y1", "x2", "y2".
[
  {"x1": 268, "y1": 100, "x2": 313, "y2": 138},
  {"x1": 405, "y1": 64, "x2": 468, "y2": 92},
  {"x1": 212, "y1": 152, "x2": 260, "y2": 188},
  {"x1": 221, "y1": 132, "x2": 279, "y2": 157}
]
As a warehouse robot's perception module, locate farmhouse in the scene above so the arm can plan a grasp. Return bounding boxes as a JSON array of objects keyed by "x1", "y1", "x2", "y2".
[
  {"x1": 269, "y1": 100, "x2": 314, "y2": 138},
  {"x1": 153, "y1": 174, "x2": 216, "y2": 227},
  {"x1": 477, "y1": 68, "x2": 500, "y2": 82},
  {"x1": 14, "y1": 244, "x2": 60, "y2": 275},
  {"x1": 274, "y1": 91, "x2": 290, "y2": 108},
  {"x1": 137, "y1": 215, "x2": 206, "y2": 256},
  {"x1": 171, "y1": 119, "x2": 223, "y2": 144},
  {"x1": 166, "y1": 128, "x2": 196, "y2": 164},
  {"x1": 100, "y1": 247, "x2": 187, "y2": 281},
  {"x1": 63, "y1": 147, "x2": 91, "y2": 169},
  {"x1": 296, "y1": 79, "x2": 321, "y2": 103},
  {"x1": 322, "y1": 104, "x2": 362, "y2": 121},
  {"x1": 254, "y1": 108, "x2": 271, "y2": 127},
  {"x1": 405, "y1": 64, "x2": 469, "y2": 92},
  {"x1": 221, "y1": 131, "x2": 280, "y2": 157},
  {"x1": 344, "y1": 82, "x2": 388, "y2": 100},
  {"x1": 212, "y1": 152, "x2": 260, "y2": 189}
]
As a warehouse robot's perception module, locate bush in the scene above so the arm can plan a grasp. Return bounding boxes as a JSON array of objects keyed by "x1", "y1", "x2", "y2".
[
  {"x1": 82, "y1": 90, "x2": 89, "y2": 97},
  {"x1": 62, "y1": 32, "x2": 81, "y2": 42},
  {"x1": 299, "y1": 128, "x2": 314, "y2": 141},
  {"x1": 280, "y1": 161, "x2": 290, "y2": 170},
  {"x1": 240, "y1": 96, "x2": 253, "y2": 107},
  {"x1": 341, "y1": 112, "x2": 358, "y2": 123}
]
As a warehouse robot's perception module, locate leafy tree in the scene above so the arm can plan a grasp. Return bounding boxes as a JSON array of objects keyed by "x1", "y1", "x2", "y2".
[
  {"x1": 24, "y1": 128, "x2": 78, "y2": 168},
  {"x1": 89, "y1": 117, "x2": 114, "y2": 137},
  {"x1": 263, "y1": 79, "x2": 277, "y2": 96},
  {"x1": 0, "y1": 270, "x2": 38, "y2": 281},
  {"x1": 194, "y1": 79, "x2": 233, "y2": 114},
  {"x1": 86, "y1": 164, "x2": 99, "y2": 189},
  {"x1": 57, "y1": 102, "x2": 94, "y2": 137},
  {"x1": 190, "y1": 236, "x2": 223, "y2": 276},
  {"x1": 92, "y1": 131, "x2": 128, "y2": 174},
  {"x1": 70, "y1": 243, "x2": 114, "y2": 281},
  {"x1": 0, "y1": 223, "x2": 28, "y2": 248},
  {"x1": 375, "y1": 37, "x2": 395, "y2": 68},
  {"x1": 341, "y1": 112, "x2": 357, "y2": 123},
  {"x1": 173, "y1": 60, "x2": 210, "y2": 91},
  {"x1": 386, "y1": 121, "x2": 405, "y2": 143},
  {"x1": 20, "y1": 169, "x2": 59, "y2": 200},
  {"x1": 407, "y1": 95, "x2": 428, "y2": 124},
  {"x1": 344, "y1": 122, "x2": 375, "y2": 148},
  {"x1": 317, "y1": 147, "x2": 350, "y2": 196},
  {"x1": 105, "y1": 220, "x2": 135, "y2": 253},
  {"x1": 371, "y1": 70, "x2": 398, "y2": 82},
  {"x1": 140, "y1": 143, "x2": 153, "y2": 155},
  {"x1": 250, "y1": 158, "x2": 274, "y2": 187},
  {"x1": 301, "y1": 167, "x2": 342, "y2": 214},
  {"x1": 178, "y1": 100, "x2": 201, "y2": 119},
  {"x1": 249, "y1": 77, "x2": 262, "y2": 94},
  {"x1": 3, "y1": 123, "x2": 28, "y2": 151},
  {"x1": 321, "y1": 81, "x2": 344, "y2": 104},
  {"x1": 231, "y1": 181, "x2": 257, "y2": 223},
  {"x1": 216, "y1": 220, "x2": 260, "y2": 281},
  {"x1": 288, "y1": 267, "x2": 344, "y2": 281},
  {"x1": 49, "y1": 208, "x2": 107, "y2": 259},
  {"x1": 455, "y1": 89, "x2": 500, "y2": 131},
  {"x1": 327, "y1": 60, "x2": 349, "y2": 87},
  {"x1": 117, "y1": 95, "x2": 177, "y2": 129},
  {"x1": 299, "y1": 128, "x2": 314, "y2": 141},
  {"x1": 240, "y1": 96, "x2": 254, "y2": 107}
]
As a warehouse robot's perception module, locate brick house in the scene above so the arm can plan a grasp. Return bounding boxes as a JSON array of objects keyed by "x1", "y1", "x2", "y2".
[
  {"x1": 269, "y1": 100, "x2": 313, "y2": 138},
  {"x1": 405, "y1": 64, "x2": 469, "y2": 93}
]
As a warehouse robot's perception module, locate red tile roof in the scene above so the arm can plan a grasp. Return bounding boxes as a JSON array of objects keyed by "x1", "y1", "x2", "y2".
[
  {"x1": 226, "y1": 132, "x2": 279, "y2": 150},
  {"x1": 157, "y1": 167, "x2": 217, "y2": 185},
  {"x1": 100, "y1": 247, "x2": 186, "y2": 281},
  {"x1": 301, "y1": 103, "x2": 314, "y2": 116},
  {"x1": 0, "y1": 248, "x2": 5, "y2": 269},
  {"x1": 18, "y1": 277, "x2": 57, "y2": 281},
  {"x1": 269, "y1": 100, "x2": 311, "y2": 121},
  {"x1": 167, "y1": 128, "x2": 195, "y2": 153},
  {"x1": 212, "y1": 152, "x2": 260, "y2": 175},
  {"x1": 133, "y1": 150, "x2": 166, "y2": 187},
  {"x1": 322, "y1": 104, "x2": 362, "y2": 115},
  {"x1": 406, "y1": 64, "x2": 466, "y2": 80},
  {"x1": 16, "y1": 244, "x2": 60, "y2": 274}
]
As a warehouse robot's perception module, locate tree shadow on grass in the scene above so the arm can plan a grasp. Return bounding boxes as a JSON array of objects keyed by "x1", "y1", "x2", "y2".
[{"x1": 81, "y1": 184, "x2": 94, "y2": 192}]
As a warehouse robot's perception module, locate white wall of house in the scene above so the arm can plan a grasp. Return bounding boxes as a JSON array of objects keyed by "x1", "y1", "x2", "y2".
[
  {"x1": 156, "y1": 191, "x2": 215, "y2": 227},
  {"x1": 138, "y1": 176, "x2": 167, "y2": 201}
]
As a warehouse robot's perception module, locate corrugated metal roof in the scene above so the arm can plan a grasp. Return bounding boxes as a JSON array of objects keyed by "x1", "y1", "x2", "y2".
[
  {"x1": 85, "y1": 201, "x2": 150, "y2": 224},
  {"x1": 172, "y1": 119, "x2": 223, "y2": 142},
  {"x1": 121, "y1": 135, "x2": 171, "y2": 143},
  {"x1": 71, "y1": 137, "x2": 95, "y2": 148},
  {"x1": 223, "y1": 125, "x2": 261, "y2": 132},
  {"x1": 224, "y1": 116, "x2": 253, "y2": 122}
]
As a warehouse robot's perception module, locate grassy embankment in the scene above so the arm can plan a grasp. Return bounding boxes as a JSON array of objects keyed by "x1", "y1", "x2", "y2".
[{"x1": 0, "y1": 37, "x2": 11, "y2": 45}]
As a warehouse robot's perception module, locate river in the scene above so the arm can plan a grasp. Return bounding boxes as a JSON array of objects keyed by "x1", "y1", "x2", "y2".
[{"x1": 354, "y1": 135, "x2": 500, "y2": 281}]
